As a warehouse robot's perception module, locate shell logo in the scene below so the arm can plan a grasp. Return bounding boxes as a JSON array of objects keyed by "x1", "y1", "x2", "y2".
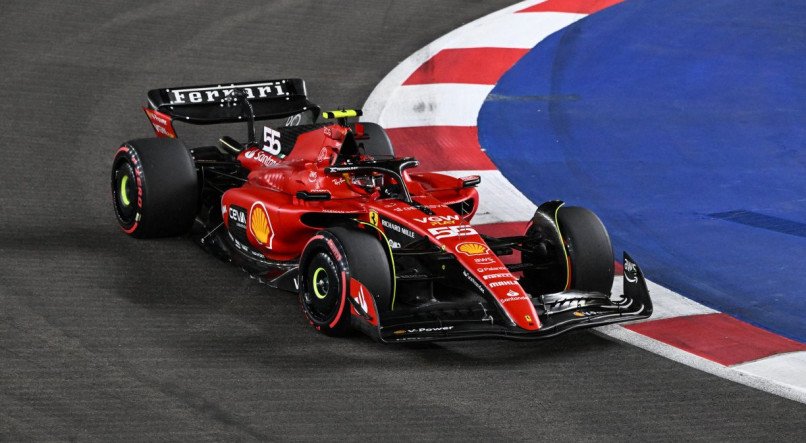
[
  {"x1": 249, "y1": 202, "x2": 274, "y2": 247},
  {"x1": 456, "y1": 242, "x2": 489, "y2": 256}
]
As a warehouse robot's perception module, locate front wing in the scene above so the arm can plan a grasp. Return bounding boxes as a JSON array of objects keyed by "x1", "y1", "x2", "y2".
[{"x1": 366, "y1": 252, "x2": 653, "y2": 343}]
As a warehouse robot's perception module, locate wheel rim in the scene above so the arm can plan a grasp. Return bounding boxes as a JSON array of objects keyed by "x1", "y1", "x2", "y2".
[
  {"x1": 113, "y1": 161, "x2": 137, "y2": 225},
  {"x1": 303, "y1": 252, "x2": 342, "y2": 323},
  {"x1": 312, "y1": 267, "x2": 329, "y2": 299},
  {"x1": 119, "y1": 175, "x2": 131, "y2": 206}
]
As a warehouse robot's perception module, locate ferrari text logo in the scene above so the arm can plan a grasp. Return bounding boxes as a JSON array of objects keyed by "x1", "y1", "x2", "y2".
[{"x1": 168, "y1": 81, "x2": 287, "y2": 105}]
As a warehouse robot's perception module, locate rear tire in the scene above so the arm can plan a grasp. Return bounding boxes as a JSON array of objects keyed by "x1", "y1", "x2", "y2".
[
  {"x1": 111, "y1": 138, "x2": 198, "y2": 238},
  {"x1": 298, "y1": 227, "x2": 392, "y2": 336}
]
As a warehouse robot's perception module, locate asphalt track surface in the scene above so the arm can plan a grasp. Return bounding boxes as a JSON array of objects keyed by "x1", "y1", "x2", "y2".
[{"x1": 0, "y1": 1, "x2": 803, "y2": 440}]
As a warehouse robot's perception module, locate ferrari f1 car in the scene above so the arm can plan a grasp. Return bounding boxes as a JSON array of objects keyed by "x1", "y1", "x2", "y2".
[{"x1": 111, "y1": 78, "x2": 652, "y2": 342}]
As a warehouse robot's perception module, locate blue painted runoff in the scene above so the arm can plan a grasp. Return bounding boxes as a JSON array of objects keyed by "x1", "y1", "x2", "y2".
[{"x1": 478, "y1": 0, "x2": 806, "y2": 342}]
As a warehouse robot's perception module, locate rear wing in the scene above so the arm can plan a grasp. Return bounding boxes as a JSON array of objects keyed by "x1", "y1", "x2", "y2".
[{"x1": 144, "y1": 78, "x2": 320, "y2": 136}]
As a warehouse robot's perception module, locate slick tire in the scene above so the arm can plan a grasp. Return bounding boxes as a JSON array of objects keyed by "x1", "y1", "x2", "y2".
[
  {"x1": 298, "y1": 227, "x2": 392, "y2": 336},
  {"x1": 111, "y1": 138, "x2": 198, "y2": 238},
  {"x1": 556, "y1": 206, "x2": 614, "y2": 294},
  {"x1": 522, "y1": 205, "x2": 614, "y2": 295}
]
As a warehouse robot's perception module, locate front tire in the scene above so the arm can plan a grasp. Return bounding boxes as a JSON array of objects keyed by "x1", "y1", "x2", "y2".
[
  {"x1": 298, "y1": 227, "x2": 392, "y2": 336},
  {"x1": 557, "y1": 206, "x2": 614, "y2": 294},
  {"x1": 522, "y1": 205, "x2": 614, "y2": 295},
  {"x1": 111, "y1": 138, "x2": 198, "y2": 238}
]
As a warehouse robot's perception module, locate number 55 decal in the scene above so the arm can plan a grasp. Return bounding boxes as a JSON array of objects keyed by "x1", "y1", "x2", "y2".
[
  {"x1": 263, "y1": 127, "x2": 282, "y2": 155},
  {"x1": 428, "y1": 225, "x2": 477, "y2": 239}
]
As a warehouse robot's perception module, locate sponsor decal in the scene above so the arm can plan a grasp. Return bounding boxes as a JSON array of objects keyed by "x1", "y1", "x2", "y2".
[
  {"x1": 414, "y1": 215, "x2": 460, "y2": 226},
  {"x1": 478, "y1": 266, "x2": 508, "y2": 273},
  {"x1": 428, "y1": 225, "x2": 477, "y2": 239},
  {"x1": 381, "y1": 219, "x2": 416, "y2": 238},
  {"x1": 354, "y1": 285, "x2": 369, "y2": 315},
  {"x1": 227, "y1": 204, "x2": 249, "y2": 243},
  {"x1": 263, "y1": 126, "x2": 282, "y2": 155},
  {"x1": 317, "y1": 147, "x2": 330, "y2": 163},
  {"x1": 308, "y1": 170, "x2": 318, "y2": 182},
  {"x1": 249, "y1": 202, "x2": 274, "y2": 248},
  {"x1": 244, "y1": 149, "x2": 278, "y2": 167},
  {"x1": 498, "y1": 287, "x2": 527, "y2": 304},
  {"x1": 624, "y1": 258, "x2": 638, "y2": 283},
  {"x1": 148, "y1": 111, "x2": 168, "y2": 126},
  {"x1": 228, "y1": 232, "x2": 265, "y2": 260},
  {"x1": 369, "y1": 210, "x2": 379, "y2": 227},
  {"x1": 168, "y1": 81, "x2": 287, "y2": 105},
  {"x1": 499, "y1": 295, "x2": 528, "y2": 304},
  {"x1": 285, "y1": 113, "x2": 302, "y2": 126},
  {"x1": 388, "y1": 239, "x2": 401, "y2": 248},
  {"x1": 573, "y1": 310, "x2": 603, "y2": 317},
  {"x1": 325, "y1": 238, "x2": 343, "y2": 261},
  {"x1": 456, "y1": 242, "x2": 489, "y2": 256},
  {"x1": 489, "y1": 280, "x2": 517, "y2": 288},
  {"x1": 525, "y1": 315, "x2": 533, "y2": 323},
  {"x1": 474, "y1": 257, "x2": 495, "y2": 264},
  {"x1": 395, "y1": 326, "x2": 455, "y2": 335},
  {"x1": 332, "y1": 177, "x2": 346, "y2": 186},
  {"x1": 482, "y1": 272, "x2": 513, "y2": 281},
  {"x1": 144, "y1": 108, "x2": 176, "y2": 138},
  {"x1": 393, "y1": 206, "x2": 417, "y2": 212},
  {"x1": 462, "y1": 270, "x2": 485, "y2": 293},
  {"x1": 228, "y1": 206, "x2": 246, "y2": 226}
]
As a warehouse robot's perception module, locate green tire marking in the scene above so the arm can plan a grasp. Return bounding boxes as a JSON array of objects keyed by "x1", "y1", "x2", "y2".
[
  {"x1": 312, "y1": 267, "x2": 328, "y2": 299},
  {"x1": 120, "y1": 175, "x2": 131, "y2": 206}
]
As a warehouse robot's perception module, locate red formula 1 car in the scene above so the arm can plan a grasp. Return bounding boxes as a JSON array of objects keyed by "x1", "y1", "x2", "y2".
[{"x1": 111, "y1": 78, "x2": 652, "y2": 342}]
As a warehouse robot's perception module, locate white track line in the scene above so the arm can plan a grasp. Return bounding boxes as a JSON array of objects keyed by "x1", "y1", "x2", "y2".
[
  {"x1": 595, "y1": 326, "x2": 806, "y2": 403},
  {"x1": 378, "y1": 84, "x2": 494, "y2": 129},
  {"x1": 363, "y1": 0, "x2": 545, "y2": 122}
]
